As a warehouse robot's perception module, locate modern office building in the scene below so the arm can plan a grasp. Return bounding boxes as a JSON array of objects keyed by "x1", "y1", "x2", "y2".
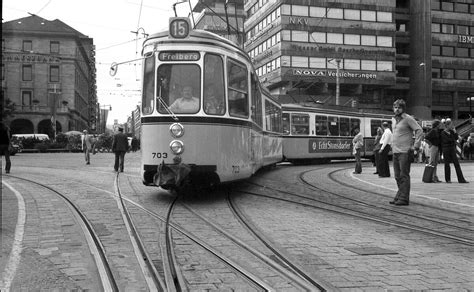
[
  {"x1": 2, "y1": 15, "x2": 97, "y2": 136},
  {"x1": 243, "y1": 0, "x2": 473, "y2": 120}
]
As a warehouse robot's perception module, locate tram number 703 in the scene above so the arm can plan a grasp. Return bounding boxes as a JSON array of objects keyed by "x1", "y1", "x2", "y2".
[{"x1": 152, "y1": 152, "x2": 168, "y2": 159}]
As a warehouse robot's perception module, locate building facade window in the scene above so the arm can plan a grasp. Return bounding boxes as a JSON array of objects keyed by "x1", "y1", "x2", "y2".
[
  {"x1": 441, "y1": 24, "x2": 454, "y2": 34},
  {"x1": 361, "y1": 60, "x2": 376, "y2": 71},
  {"x1": 327, "y1": 33, "x2": 343, "y2": 44},
  {"x1": 344, "y1": 9, "x2": 360, "y2": 20},
  {"x1": 361, "y1": 10, "x2": 376, "y2": 21},
  {"x1": 22, "y1": 90, "x2": 32, "y2": 106},
  {"x1": 309, "y1": 7, "x2": 326, "y2": 17},
  {"x1": 455, "y1": 70, "x2": 469, "y2": 80},
  {"x1": 457, "y1": 47, "x2": 469, "y2": 58},
  {"x1": 432, "y1": 23, "x2": 440, "y2": 33},
  {"x1": 441, "y1": 46, "x2": 454, "y2": 56},
  {"x1": 22, "y1": 40, "x2": 32, "y2": 52},
  {"x1": 50, "y1": 65, "x2": 60, "y2": 82},
  {"x1": 50, "y1": 41, "x2": 60, "y2": 54},
  {"x1": 22, "y1": 65, "x2": 33, "y2": 81},
  {"x1": 432, "y1": 45, "x2": 441, "y2": 55},
  {"x1": 432, "y1": 68, "x2": 441, "y2": 78},
  {"x1": 327, "y1": 8, "x2": 343, "y2": 19},
  {"x1": 442, "y1": 69, "x2": 454, "y2": 79}
]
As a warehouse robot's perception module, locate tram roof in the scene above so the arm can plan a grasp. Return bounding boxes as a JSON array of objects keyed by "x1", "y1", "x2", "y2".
[{"x1": 282, "y1": 103, "x2": 393, "y2": 117}]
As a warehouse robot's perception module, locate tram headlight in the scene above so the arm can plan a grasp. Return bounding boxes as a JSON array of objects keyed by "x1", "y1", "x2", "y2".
[
  {"x1": 169, "y1": 123, "x2": 184, "y2": 138},
  {"x1": 170, "y1": 140, "x2": 184, "y2": 155}
]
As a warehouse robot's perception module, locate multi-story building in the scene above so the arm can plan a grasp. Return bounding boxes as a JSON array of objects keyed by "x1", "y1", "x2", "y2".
[
  {"x1": 2, "y1": 15, "x2": 97, "y2": 136},
  {"x1": 244, "y1": 0, "x2": 473, "y2": 120},
  {"x1": 125, "y1": 105, "x2": 141, "y2": 139}
]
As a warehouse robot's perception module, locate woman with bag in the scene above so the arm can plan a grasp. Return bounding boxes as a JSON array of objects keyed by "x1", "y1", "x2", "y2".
[{"x1": 423, "y1": 119, "x2": 442, "y2": 183}]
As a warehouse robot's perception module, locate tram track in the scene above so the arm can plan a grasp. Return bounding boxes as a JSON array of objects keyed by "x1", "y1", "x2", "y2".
[
  {"x1": 242, "y1": 168, "x2": 474, "y2": 246},
  {"x1": 4, "y1": 175, "x2": 119, "y2": 291}
]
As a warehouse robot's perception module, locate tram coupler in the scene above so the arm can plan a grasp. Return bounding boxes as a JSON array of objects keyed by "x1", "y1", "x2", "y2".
[{"x1": 153, "y1": 159, "x2": 191, "y2": 190}]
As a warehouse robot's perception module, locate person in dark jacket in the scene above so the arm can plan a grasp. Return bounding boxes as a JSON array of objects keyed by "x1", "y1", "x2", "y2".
[
  {"x1": 0, "y1": 122, "x2": 12, "y2": 173},
  {"x1": 424, "y1": 119, "x2": 442, "y2": 182},
  {"x1": 372, "y1": 127, "x2": 383, "y2": 173},
  {"x1": 112, "y1": 127, "x2": 129, "y2": 172},
  {"x1": 440, "y1": 119, "x2": 468, "y2": 183}
]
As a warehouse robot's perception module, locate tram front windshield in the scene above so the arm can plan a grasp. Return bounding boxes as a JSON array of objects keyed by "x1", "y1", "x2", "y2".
[{"x1": 157, "y1": 64, "x2": 201, "y2": 114}]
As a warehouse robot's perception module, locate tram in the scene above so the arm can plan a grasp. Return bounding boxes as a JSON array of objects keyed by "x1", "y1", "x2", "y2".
[
  {"x1": 282, "y1": 103, "x2": 392, "y2": 164},
  {"x1": 139, "y1": 18, "x2": 282, "y2": 190}
]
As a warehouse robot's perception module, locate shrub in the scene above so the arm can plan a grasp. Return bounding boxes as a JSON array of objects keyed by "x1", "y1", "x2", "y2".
[{"x1": 34, "y1": 142, "x2": 50, "y2": 152}]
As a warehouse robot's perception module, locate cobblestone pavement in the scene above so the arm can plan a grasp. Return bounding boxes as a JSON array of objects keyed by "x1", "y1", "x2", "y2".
[{"x1": 1, "y1": 152, "x2": 473, "y2": 291}]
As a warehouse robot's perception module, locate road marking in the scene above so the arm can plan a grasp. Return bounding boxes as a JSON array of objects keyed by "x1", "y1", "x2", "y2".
[{"x1": 0, "y1": 181, "x2": 26, "y2": 291}]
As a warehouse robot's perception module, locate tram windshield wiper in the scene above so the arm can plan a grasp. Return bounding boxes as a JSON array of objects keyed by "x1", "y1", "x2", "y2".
[{"x1": 157, "y1": 85, "x2": 179, "y2": 121}]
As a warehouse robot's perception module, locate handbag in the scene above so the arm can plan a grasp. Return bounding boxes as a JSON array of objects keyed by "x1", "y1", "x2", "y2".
[{"x1": 422, "y1": 164, "x2": 435, "y2": 183}]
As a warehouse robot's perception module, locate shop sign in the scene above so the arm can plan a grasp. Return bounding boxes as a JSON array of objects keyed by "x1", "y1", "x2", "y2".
[
  {"x1": 458, "y1": 35, "x2": 473, "y2": 44},
  {"x1": 2, "y1": 53, "x2": 60, "y2": 63},
  {"x1": 292, "y1": 69, "x2": 377, "y2": 79}
]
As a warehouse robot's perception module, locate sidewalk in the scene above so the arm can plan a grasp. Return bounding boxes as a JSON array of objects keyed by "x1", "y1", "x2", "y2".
[{"x1": 347, "y1": 160, "x2": 474, "y2": 213}]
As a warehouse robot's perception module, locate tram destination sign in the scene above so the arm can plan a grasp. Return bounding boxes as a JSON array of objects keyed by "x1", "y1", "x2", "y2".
[
  {"x1": 309, "y1": 138, "x2": 352, "y2": 153},
  {"x1": 159, "y1": 51, "x2": 200, "y2": 61}
]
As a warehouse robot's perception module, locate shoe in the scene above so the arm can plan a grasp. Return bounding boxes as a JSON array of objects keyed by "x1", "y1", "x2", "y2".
[
  {"x1": 379, "y1": 175, "x2": 390, "y2": 178},
  {"x1": 394, "y1": 201, "x2": 409, "y2": 206},
  {"x1": 120, "y1": 170, "x2": 124, "y2": 173},
  {"x1": 86, "y1": 162, "x2": 90, "y2": 165},
  {"x1": 114, "y1": 169, "x2": 118, "y2": 172},
  {"x1": 5, "y1": 170, "x2": 10, "y2": 174},
  {"x1": 373, "y1": 172, "x2": 379, "y2": 174},
  {"x1": 389, "y1": 200, "x2": 396, "y2": 204},
  {"x1": 433, "y1": 180, "x2": 442, "y2": 183},
  {"x1": 353, "y1": 172, "x2": 361, "y2": 174},
  {"x1": 459, "y1": 181, "x2": 469, "y2": 184},
  {"x1": 446, "y1": 181, "x2": 451, "y2": 183}
]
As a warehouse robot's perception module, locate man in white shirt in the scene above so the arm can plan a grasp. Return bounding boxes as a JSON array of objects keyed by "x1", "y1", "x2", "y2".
[
  {"x1": 378, "y1": 122, "x2": 392, "y2": 177},
  {"x1": 169, "y1": 86, "x2": 199, "y2": 113}
]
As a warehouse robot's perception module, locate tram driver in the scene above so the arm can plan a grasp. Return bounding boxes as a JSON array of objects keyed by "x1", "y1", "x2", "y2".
[{"x1": 169, "y1": 85, "x2": 200, "y2": 113}]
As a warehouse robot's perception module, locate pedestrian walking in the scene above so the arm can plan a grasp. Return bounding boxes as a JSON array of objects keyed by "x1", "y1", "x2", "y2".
[
  {"x1": 82, "y1": 130, "x2": 93, "y2": 165},
  {"x1": 352, "y1": 127, "x2": 363, "y2": 174},
  {"x1": 389, "y1": 99, "x2": 423, "y2": 206},
  {"x1": 424, "y1": 119, "x2": 442, "y2": 182},
  {"x1": 372, "y1": 127, "x2": 383, "y2": 173},
  {"x1": 112, "y1": 127, "x2": 129, "y2": 172},
  {"x1": 440, "y1": 118, "x2": 468, "y2": 184},
  {"x1": 378, "y1": 122, "x2": 392, "y2": 177},
  {"x1": 0, "y1": 122, "x2": 12, "y2": 173}
]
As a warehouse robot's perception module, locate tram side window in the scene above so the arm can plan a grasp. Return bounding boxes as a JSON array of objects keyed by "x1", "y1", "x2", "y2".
[
  {"x1": 340, "y1": 117, "x2": 350, "y2": 136},
  {"x1": 350, "y1": 118, "x2": 361, "y2": 136},
  {"x1": 228, "y1": 60, "x2": 249, "y2": 118},
  {"x1": 291, "y1": 114, "x2": 309, "y2": 135},
  {"x1": 282, "y1": 113, "x2": 290, "y2": 135},
  {"x1": 370, "y1": 119, "x2": 382, "y2": 136},
  {"x1": 204, "y1": 54, "x2": 225, "y2": 115},
  {"x1": 328, "y1": 116, "x2": 339, "y2": 136},
  {"x1": 315, "y1": 115, "x2": 328, "y2": 136},
  {"x1": 265, "y1": 101, "x2": 281, "y2": 132},
  {"x1": 158, "y1": 64, "x2": 201, "y2": 114},
  {"x1": 142, "y1": 55, "x2": 155, "y2": 115}
]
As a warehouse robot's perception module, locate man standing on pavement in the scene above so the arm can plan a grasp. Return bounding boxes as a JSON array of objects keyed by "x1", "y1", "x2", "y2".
[
  {"x1": 352, "y1": 127, "x2": 363, "y2": 174},
  {"x1": 112, "y1": 127, "x2": 129, "y2": 172},
  {"x1": 390, "y1": 99, "x2": 423, "y2": 206},
  {"x1": 0, "y1": 122, "x2": 12, "y2": 173},
  {"x1": 378, "y1": 122, "x2": 392, "y2": 177},
  {"x1": 424, "y1": 119, "x2": 442, "y2": 182},
  {"x1": 82, "y1": 129, "x2": 93, "y2": 165}
]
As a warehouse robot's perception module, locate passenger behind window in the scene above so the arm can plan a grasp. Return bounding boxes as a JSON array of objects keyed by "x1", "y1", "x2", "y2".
[
  {"x1": 169, "y1": 86, "x2": 199, "y2": 113},
  {"x1": 204, "y1": 85, "x2": 224, "y2": 115}
]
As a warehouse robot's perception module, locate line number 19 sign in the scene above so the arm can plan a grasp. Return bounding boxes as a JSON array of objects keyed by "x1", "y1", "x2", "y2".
[{"x1": 169, "y1": 17, "x2": 190, "y2": 39}]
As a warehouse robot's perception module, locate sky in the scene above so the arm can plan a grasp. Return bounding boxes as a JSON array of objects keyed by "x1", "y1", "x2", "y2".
[{"x1": 3, "y1": 0, "x2": 198, "y2": 125}]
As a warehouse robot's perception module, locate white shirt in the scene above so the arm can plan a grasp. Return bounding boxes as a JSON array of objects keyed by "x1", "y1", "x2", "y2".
[{"x1": 379, "y1": 128, "x2": 393, "y2": 150}]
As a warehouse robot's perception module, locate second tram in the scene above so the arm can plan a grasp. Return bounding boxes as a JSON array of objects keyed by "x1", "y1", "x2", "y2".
[{"x1": 282, "y1": 103, "x2": 392, "y2": 164}]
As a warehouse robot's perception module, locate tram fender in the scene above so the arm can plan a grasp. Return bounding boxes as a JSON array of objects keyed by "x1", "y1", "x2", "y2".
[{"x1": 153, "y1": 160, "x2": 191, "y2": 189}]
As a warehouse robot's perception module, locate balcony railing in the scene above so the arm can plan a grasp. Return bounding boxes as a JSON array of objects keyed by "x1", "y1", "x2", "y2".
[{"x1": 15, "y1": 104, "x2": 69, "y2": 113}]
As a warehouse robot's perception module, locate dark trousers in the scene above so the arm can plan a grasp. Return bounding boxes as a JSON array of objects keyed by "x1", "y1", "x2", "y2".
[
  {"x1": 442, "y1": 147, "x2": 466, "y2": 182},
  {"x1": 114, "y1": 151, "x2": 126, "y2": 172},
  {"x1": 0, "y1": 144, "x2": 11, "y2": 172},
  {"x1": 354, "y1": 148, "x2": 362, "y2": 173},
  {"x1": 373, "y1": 151, "x2": 380, "y2": 170},
  {"x1": 378, "y1": 146, "x2": 391, "y2": 177},
  {"x1": 393, "y1": 152, "x2": 411, "y2": 203}
]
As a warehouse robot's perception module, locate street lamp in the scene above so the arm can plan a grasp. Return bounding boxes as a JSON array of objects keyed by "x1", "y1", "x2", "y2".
[
  {"x1": 328, "y1": 59, "x2": 341, "y2": 106},
  {"x1": 468, "y1": 96, "x2": 473, "y2": 119}
]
